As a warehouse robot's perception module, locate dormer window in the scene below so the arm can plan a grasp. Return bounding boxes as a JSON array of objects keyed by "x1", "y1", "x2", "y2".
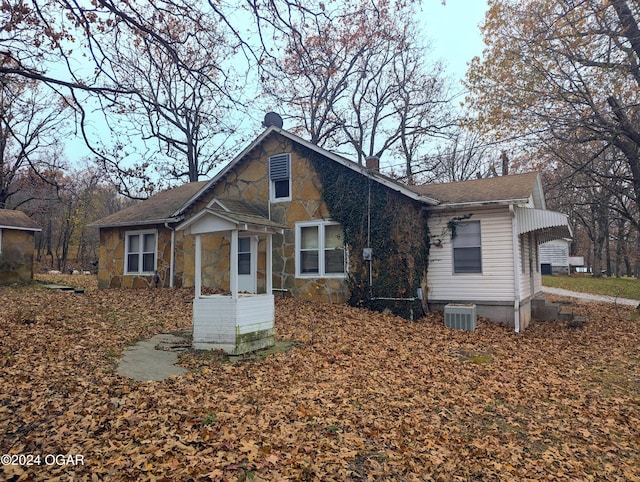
[{"x1": 269, "y1": 153, "x2": 291, "y2": 202}]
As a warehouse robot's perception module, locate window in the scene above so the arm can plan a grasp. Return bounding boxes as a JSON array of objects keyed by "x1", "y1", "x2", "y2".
[
  {"x1": 453, "y1": 221, "x2": 481, "y2": 273},
  {"x1": 238, "y1": 237, "x2": 251, "y2": 275},
  {"x1": 125, "y1": 230, "x2": 157, "y2": 274},
  {"x1": 269, "y1": 153, "x2": 291, "y2": 201},
  {"x1": 296, "y1": 221, "x2": 346, "y2": 277}
]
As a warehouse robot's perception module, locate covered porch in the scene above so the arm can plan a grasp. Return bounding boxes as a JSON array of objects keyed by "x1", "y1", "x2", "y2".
[
  {"x1": 514, "y1": 206, "x2": 573, "y2": 331},
  {"x1": 177, "y1": 199, "x2": 284, "y2": 354}
]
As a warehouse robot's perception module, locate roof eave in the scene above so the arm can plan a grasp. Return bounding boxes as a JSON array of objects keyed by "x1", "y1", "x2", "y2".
[
  {"x1": 277, "y1": 129, "x2": 440, "y2": 205},
  {"x1": 0, "y1": 225, "x2": 42, "y2": 232},
  {"x1": 428, "y1": 198, "x2": 531, "y2": 210},
  {"x1": 87, "y1": 217, "x2": 183, "y2": 229}
]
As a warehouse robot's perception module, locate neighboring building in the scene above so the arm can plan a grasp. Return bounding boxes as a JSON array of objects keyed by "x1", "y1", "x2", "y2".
[
  {"x1": 539, "y1": 239, "x2": 570, "y2": 275},
  {"x1": 0, "y1": 209, "x2": 41, "y2": 284},
  {"x1": 90, "y1": 125, "x2": 571, "y2": 333}
]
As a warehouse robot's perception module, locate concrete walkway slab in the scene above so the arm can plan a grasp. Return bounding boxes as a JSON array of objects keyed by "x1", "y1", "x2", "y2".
[
  {"x1": 117, "y1": 333, "x2": 191, "y2": 381},
  {"x1": 541, "y1": 286, "x2": 638, "y2": 306}
]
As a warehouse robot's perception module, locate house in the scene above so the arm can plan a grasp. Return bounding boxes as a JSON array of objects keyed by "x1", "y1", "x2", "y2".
[
  {"x1": 0, "y1": 209, "x2": 41, "y2": 284},
  {"x1": 539, "y1": 239, "x2": 570, "y2": 275},
  {"x1": 90, "y1": 125, "x2": 571, "y2": 345}
]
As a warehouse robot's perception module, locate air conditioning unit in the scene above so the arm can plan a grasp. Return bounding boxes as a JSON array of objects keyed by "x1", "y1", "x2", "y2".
[{"x1": 444, "y1": 304, "x2": 477, "y2": 331}]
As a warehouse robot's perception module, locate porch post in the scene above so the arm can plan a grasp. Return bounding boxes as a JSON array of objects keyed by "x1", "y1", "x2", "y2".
[
  {"x1": 195, "y1": 233, "x2": 202, "y2": 298},
  {"x1": 266, "y1": 233, "x2": 273, "y2": 295},
  {"x1": 230, "y1": 229, "x2": 238, "y2": 300}
]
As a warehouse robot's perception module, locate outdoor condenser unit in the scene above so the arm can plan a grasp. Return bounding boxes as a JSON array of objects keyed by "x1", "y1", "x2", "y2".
[{"x1": 444, "y1": 304, "x2": 477, "y2": 331}]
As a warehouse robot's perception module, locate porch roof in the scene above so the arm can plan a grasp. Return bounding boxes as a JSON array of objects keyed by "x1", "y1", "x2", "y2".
[
  {"x1": 516, "y1": 207, "x2": 572, "y2": 243},
  {"x1": 176, "y1": 199, "x2": 285, "y2": 235}
]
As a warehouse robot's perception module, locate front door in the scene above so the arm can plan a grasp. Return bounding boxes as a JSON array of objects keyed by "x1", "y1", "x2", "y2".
[{"x1": 238, "y1": 236, "x2": 257, "y2": 293}]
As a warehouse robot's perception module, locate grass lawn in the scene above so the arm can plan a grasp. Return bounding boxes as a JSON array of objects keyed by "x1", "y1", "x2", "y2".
[
  {"x1": 543, "y1": 274, "x2": 640, "y2": 300},
  {"x1": 1, "y1": 274, "x2": 640, "y2": 480}
]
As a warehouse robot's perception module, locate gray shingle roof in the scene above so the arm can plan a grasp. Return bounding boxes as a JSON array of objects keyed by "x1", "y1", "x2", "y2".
[
  {"x1": 89, "y1": 181, "x2": 208, "y2": 228},
  {"x1": 210, "y1": 199, "x2": 285, "y2": 229},
  {"x1": 0, "y1": 209, "x2": 41, "y2": 231},
  {"x1": 408, "y1": 172, "x2": 540, "y2": 205}
]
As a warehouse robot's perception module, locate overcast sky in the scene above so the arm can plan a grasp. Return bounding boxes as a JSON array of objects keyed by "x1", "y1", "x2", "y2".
[{"x1": 418, "y1": 0, "x2": 488, "y2": 86}]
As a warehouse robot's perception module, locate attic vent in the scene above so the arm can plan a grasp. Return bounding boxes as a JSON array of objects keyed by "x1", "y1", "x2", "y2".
[
  {"x1": 444, "y1": 304, "x2": 477, "y2": 331},
  {"x1": 269, "y1": 154, "x2": 290, "y2": 181}
]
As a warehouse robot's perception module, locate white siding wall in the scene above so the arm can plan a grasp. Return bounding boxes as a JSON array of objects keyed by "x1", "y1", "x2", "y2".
[
  {"x1": 533, "y1": 234, "x2": 543, "y2": 294},
  {"x1": 519, "y1": 232, "x2": 532, "y2": 298},
  {"x1": 539, "y1": 239, "x2": 569, "y2": 269},
  {"x1": 192, "y1": 294, "x2": 275, "y2": 353},
  {"x1": 427, "y1": 207, "x2": 515, "y2": 302}
]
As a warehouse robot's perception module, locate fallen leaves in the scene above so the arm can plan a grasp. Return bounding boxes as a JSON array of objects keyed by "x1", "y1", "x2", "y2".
[{"x1": 1, "y1": 275, "x2": 640, "y2": 480}]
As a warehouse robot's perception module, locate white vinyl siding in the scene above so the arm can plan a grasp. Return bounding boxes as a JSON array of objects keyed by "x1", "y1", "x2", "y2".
[
  {"x1": 539, "y1": 239, "x2": 569, "y2": 268},
  {"x1": 519, "y1": 231, "x2": 543, "y2": 298},
  {"x1": 427, "y1": 207, "x2": 515, "y2": 302},
  {"x1": 125, "y1": 229, "x2": 157, "y2": 274}
]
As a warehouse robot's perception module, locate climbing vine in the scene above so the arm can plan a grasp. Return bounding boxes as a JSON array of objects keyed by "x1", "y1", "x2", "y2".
[
  {"x1": 446, "y1": 214, "x2": 474, "y2": 239},
  {"x1": 297, "y1": 145, "x2": 430, "y2": 319}
]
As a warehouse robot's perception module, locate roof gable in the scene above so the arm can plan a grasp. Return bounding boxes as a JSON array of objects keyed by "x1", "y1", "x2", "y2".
[
  {"x1": 89, "y1": 181, "x2": 208, "y2": 228},
  {"x1": 0, "y1": 209, "x2": 41, "y2": 231},
  {"x1": 177, "y1": 198, "x2": 285, "y2": 234},
  {"x1": 187, "y1": 126, "x2": 440, "y2": 207}
]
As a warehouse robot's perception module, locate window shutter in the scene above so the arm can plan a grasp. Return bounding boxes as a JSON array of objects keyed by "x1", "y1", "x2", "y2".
[{"x1": 269, "y1": 154, "x2": 290, "y2": 181}]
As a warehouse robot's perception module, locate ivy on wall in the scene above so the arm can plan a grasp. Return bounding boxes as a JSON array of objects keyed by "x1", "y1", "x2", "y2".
[{"x1": 298, "y1": 145, "x2": 430, "y2": 319}]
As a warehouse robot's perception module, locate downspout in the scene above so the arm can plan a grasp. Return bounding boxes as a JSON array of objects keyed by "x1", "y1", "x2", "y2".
[
  {"x1": 510, "y1": 205, "x2": 521, "y2": 333},
  {"x1": 165, "y1": 223, "x2": 175, "y2": 288}
]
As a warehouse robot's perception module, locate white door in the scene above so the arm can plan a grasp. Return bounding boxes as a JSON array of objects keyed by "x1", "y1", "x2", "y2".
[{"x1": 237, "y1": 236, "x2": 257, "y2": 293}]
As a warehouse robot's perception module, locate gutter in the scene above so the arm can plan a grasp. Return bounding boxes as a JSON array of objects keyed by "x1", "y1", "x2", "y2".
[
  {"x1": 427, "y1": 198, "x2": 531, "y2": 211},
  {"x1": 510, "y1": 205, "x2": 521, "y2": 333},
  {"x1": 0, "y1": 225, "x2": 42, "y2": 232},
  {"x1": 87, "y1": 217, "x2": 184, "y2": 229}
]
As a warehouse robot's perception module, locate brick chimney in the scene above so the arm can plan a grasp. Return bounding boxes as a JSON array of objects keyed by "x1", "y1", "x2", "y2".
[{"x1": 366, "y1": 156, "x2": 380, "y2": 172}]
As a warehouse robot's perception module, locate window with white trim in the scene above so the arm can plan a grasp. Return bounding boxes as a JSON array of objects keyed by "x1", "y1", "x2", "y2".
[
  {"x1": 269, "y1": 153, "x2": 291, "y2": 201},
  {"x1": 453, "y1": 221, "x2": 482, "y2": 274},
  {"x1": 238, "y1": 237, "x2": 251, "y2": 275},
  {"x1": 125, "y1": 229, "x2": 157, "y2": 274},
  {"x1": 296, "y1": 221, "x2": 346, "y2": 277}
]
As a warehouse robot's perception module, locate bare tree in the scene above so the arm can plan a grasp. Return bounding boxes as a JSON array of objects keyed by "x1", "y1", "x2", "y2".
[
  {"x1": 418, "y1": 128, "x2": 492, "y2": 183},
  {"x1": 467, "y1": 0, "x2": 640, "y2": 230},
  {"x1": 95, "y1": 2, "x2": 243, "y2": 190},
  {"x1": 0, "y1": 1, "x2": 331, "y2": 196},
  {"x1": 262, "y1": 2, "x2": 452, "y2": 173},
  {"x1": 0, "y1": 75, "x2": 69, "y2": 208}
]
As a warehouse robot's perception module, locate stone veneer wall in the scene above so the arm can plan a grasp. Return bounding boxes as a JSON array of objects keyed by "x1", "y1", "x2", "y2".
[
  {"x1": 98, "y1": 226, "x2": 183, "y2": 289},
  {"x1": 0, "y1": 229, "x2": 36, "y2": 284},
  {"x1": 199, "y1": 134, "x2": 350, "y2": 304},
  {"x1": 97, "y1": 132, "x2": 350, "y2": 303}
]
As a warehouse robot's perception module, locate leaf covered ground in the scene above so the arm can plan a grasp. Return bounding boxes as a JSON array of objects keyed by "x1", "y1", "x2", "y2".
[{"x1": 1, "y1": 275, "x2": 639, "y2": 481}]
